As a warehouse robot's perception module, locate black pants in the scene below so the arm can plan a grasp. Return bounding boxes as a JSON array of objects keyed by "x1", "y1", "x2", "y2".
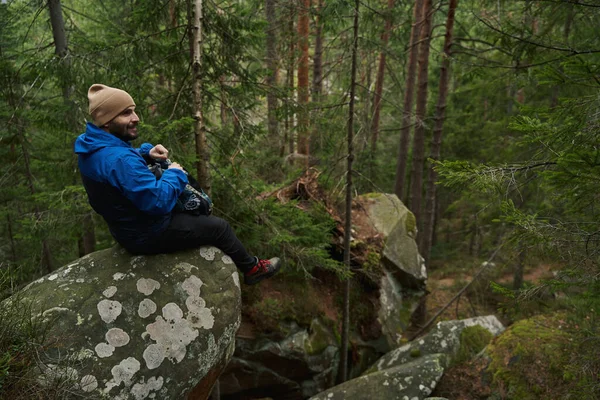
[{"x1": 130, "y1": 213, "x2": 256, "y2": 273}]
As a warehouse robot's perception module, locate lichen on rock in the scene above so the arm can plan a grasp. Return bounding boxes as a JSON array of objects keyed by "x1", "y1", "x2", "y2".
[{"x1": 9, "y1": 245, "x2": 242, "y2": 400}]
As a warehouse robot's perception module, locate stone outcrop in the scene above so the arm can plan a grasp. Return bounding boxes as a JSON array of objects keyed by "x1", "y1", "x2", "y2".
[
  {"x1": 367, "y1": 315, "x2": 505, "y2": 374},
  {"x1": 309, "y1": 354, "x2": 448, "y2": 400},
  {"x1": 9, "y1": 246, "x2": 241, "y2": 400},
  {"x1": 220, "y1": 320, "x2": 339, "y2": 399},
  {"x1": 308, "y1": 316, "x2": 505, "y2": 400},
  {"x1": 359, "y1": 193, "x2": 426, "y2": 288},
  {"x1": 357, "y1": 193, "x2": 427, "y2": 348}
]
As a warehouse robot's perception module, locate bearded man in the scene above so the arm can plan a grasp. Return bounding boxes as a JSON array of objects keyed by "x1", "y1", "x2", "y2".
[{"x1": 74, "y1": 84, "x2": 280, "y2": 285}]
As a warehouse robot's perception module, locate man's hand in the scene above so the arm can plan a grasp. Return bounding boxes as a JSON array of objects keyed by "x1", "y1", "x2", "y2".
[
  {"x1": 168, "y1": 162, "x2": 184, "y2": 171},
  {"x1": 149, "y1": 144, "x2": 169, "y2": 160}
]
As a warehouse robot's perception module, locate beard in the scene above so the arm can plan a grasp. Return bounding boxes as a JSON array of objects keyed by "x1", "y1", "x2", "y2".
[{"x1": 106, "y1": 120, "x2": 138, "y2": 142}]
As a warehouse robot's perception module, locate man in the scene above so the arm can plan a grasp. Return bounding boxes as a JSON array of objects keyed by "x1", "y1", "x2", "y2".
[{"x1": 74, "y1": 84, "x2": 280, "y2": 285}]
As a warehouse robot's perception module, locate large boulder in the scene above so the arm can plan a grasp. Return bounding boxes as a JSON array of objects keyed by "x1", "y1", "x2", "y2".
[
  {"x1": 358, "y1": 193, "x2": 426, "y2": 288},
  {"x1": 10, "y1": 245, "x2": 241, "y2": 400},
  {"x1": 367, "y1": 316, "x2": 505, "y2": 374},
  {"x1": 309, "y1": 353, "x2": 448, "y2": 400},
  {"x1": 357, "y1": 193, "x2": 427, "y2": 348}
]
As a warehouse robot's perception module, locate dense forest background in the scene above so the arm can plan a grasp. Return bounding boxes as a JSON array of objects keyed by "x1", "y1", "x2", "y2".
[{"x1": 0, "y1": 0, "x2": 599, "y2": 397}]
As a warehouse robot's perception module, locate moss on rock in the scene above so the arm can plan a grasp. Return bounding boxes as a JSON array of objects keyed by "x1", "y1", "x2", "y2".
[{"x1": 485, "y1": 313, "x2": 575, "y2": 400}]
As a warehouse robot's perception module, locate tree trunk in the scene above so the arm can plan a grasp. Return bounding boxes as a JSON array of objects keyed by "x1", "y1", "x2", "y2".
[
  {"x1": 297, "y1": 0, "x2": 310, "y2": 159},
  {"x1": 190, "y1": 0, "x2": 210, "y2": 192},
  {"x1": 394, "y1": 0, "x2": 425, "y2": 202},
  {"x1": 408, "y1": 0, "x2": 433, "y2": 239},
  {"x1": 266, "y1": 0, "x2": 279, "y2": 145},
  {"x1": 338, "y1": 0, "x2": 359, "y2": 385},
  {"x1": 49, "y1": 0, "x2": 97, "y2": 256},
  {"x1": 312, "y1": 0, "x2": 323, "y2": 101},
  {"x1": 514, "y1": 247, "x2": 526, "y2": 290},
  {"x1": 283, "y1": 5, "x2": 296, "y2": 158},
  {"x1": 48, "y1": 0, "x2": 67, "y2": 57},
  {"x1": 421, "y1": 0, "x2": 458, "y2": 261},
  {"x1": 310, "y1": 0, "x2": 324, "y2": 156},
  {"x1": 370, "y1": 0, "x2": 394, "y2": 155}
]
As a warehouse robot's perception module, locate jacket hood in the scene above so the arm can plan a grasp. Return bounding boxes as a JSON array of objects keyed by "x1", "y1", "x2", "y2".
[{"x1": 74, "y1": 122, "x2": 131, "y2": 155}]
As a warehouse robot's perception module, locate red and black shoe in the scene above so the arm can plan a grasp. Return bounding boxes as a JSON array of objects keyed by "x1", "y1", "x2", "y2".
[{"x1": 244, "y1": 257, "x2": 281, "y2": 285}]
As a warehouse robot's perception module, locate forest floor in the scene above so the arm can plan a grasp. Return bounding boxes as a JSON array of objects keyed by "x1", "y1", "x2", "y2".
[{"x1": 425, "y1": 262, "x2": 557, "y2": 324}]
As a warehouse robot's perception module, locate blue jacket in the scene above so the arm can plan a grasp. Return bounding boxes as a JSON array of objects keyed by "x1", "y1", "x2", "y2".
[{"x1": 74, "y1": 123, "x2": 188, "y2": 251}]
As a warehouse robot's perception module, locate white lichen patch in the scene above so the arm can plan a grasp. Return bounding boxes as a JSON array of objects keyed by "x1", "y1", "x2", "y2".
[
  {"x1": 113, "y1": 273, "x2": 126, "y2": 281},
  {"x1": 80, "y1": 375, "x2": 98, "y2": 392},
  {"x1": 95, "y1": 342, "x2": 115, "y2": 358},
  {"x1": 48, "y1": 273, "x2": 59, "y2": 281},
  {"x1": 143, "y1": 344, "x2": 164, "y2": 370},
  {"x1": 97, "y1": 299, "x2": 122, "y2": 323},
  {"x1": 110, "y1": 357, "x2": 140, "y2": 386},
  {"x1": 131, "y1": 376, "x2": 164, "y2": 400},
  {"x1": 185, "y1": 296, "x2": 206, "y2": 310},
  {"x1": 186, "y1": 307, "x2": 214, "y2": 330},
  {"x1": 137, "y1": 278, "x2": 161, "y2": 296},
  {"x1": 42, "y1": 307, "x2": 69, "y2": 318},
  {"x1": 143, "y1": 302, "x2": 199, "y2": 369},
  {"x1": 182, "y1": 276, "x2": 214, "y2": 330},
  {"x1": 138, "y1": 299, "x2": 157, "y2": 318},
  {"x1": 174, "y1": 262, "x2": 197, "y2": 273},
  {"x1": 232, "y1": 271, "x2": 240, "y2": 289},
  {"x1": 106, "y1": 328, "x2": 130, "y2": 347},
  {"x1": 221, "y1": 255, "x2": 233, "y2": 264},
  {"x1": 181, "y1": 275, "x2": 203, "y2": 297},
  {"x1": 103, "y1": 286, "x2": 118, "y2": 298},
  {"x1": 199, "y1": 246, "x2": 219, "y2": 261},
  {"x1": 76, "y1": 278, "x2": 85, "y2": 283}
]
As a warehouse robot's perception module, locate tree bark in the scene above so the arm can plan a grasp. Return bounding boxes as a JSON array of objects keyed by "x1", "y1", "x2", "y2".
[
  {"x1": 338, "y1": 0, "x2": 359, "y2": 385},
  {"x1": 409, "y1": 0, "x2": 433, "y2": 239},
  {"x1": 421, "y1": 0, "x2": 458, "y2": 261},
  {"x1": 48, "y1": 0, "x2": 67, "y2": 57},
  {"x1": 370, "y1": 0, "x2": 395, "y2": 155},
  {"x1": 190, "y1": 0, "x2": 210, "y2": 192},
  {"x1": 408, "y1": 0, "x2": 433, "y2": 238},
  {"x1": 394, "y1": 0, "x2": 425, "y2": 202},
  {"x1": 266, "y1": 0, "x2": 279, "y2": 145},
  {"x1": 283, "y1": 4, "x2": 295, "y2": 158},
  {"x1": 514, "y1": 247, "x2": 525, "y2": 290},
  {"x1": 312, "y1": 0, "x2": 323, "y2": 102},
  {"x1": 297, "y1": 0, "x2": 310, "y2": 159}
]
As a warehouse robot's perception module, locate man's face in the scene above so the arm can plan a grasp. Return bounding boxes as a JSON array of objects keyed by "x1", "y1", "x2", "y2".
[{"x1": 105, "y1": 107, "x2": 140, "y2": 142}]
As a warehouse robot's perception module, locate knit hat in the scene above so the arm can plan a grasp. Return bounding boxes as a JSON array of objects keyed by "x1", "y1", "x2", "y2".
[{"x1": 88, "y1": 84, "x2": 136, "y2": 126}]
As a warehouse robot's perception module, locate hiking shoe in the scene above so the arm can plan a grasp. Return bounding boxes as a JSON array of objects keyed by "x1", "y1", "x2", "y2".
[{"x1": 244, "y1": 257, "x2": 281, "y2": 285}]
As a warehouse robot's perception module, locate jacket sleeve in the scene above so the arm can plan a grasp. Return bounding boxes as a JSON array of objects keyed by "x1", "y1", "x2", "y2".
[
  {"x1": 109, "y1": 150, "x2": 188, "y2": 215},
  {"x1": 137, "y1": 143, "x2": 154, "y2": 156}
]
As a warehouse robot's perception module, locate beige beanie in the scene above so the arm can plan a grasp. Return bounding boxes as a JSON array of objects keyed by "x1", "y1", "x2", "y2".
[{"x1": 88, "y1": 84, "x2": 136, "y2": 126}]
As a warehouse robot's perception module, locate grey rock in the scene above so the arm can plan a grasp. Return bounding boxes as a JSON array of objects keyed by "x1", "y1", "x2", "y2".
[
  {"x1": 8, "y1": 245, "x2": 241, "y2": 400},
  {"x1": 367, "y1": 315, "x2": 505, "y2": 374},
  {"x1": 357, "y1": 193, "x2": 427, "y2": 347},
  {"x1": 220, "y1": 320, "x2": 339, "y2": 398},
  {"x1": 309, "y1": 353, "x2": 448, "y2": 400},
  {"x1": 358, "y1": 193, "x2": 426, "y2": 289}
]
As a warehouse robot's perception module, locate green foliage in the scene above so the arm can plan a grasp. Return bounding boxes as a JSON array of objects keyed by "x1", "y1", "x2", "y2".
[{"x1": 0, "y1": 289, "x2": 47, "y2": 398}]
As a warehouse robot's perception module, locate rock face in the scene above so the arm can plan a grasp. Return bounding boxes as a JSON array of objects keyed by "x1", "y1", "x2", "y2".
[
  {"x1": 10, "y1": 246, "x2": 241, "y2": 400},
  {"x1": 220, "y1": 321, "x2": 339, "y2": 399},
  {"x1": 367, "y1": 316, "x2": 505, "y2": 373},
  {"x1": 359, "y1": 193, "x2": 426, "y2": 288},
  {"x1": 357, "y1": 193, "x2": 427, "y2": 348},
  {"x1": 309, "y1": 316, "x2": 505, "y2": 400},
  {"x1": 309, "y1": 354, "x2": 448, "y2": 400}
]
